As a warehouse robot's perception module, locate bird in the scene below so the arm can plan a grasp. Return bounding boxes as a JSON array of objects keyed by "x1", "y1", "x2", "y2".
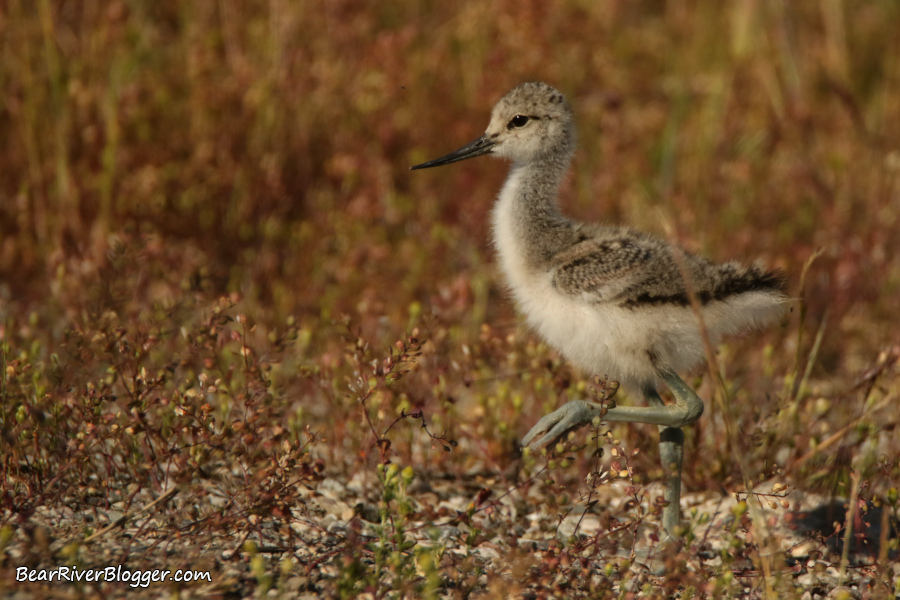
[{"x1": 411, "y1": 81, "x2": 789, "y2": 537}]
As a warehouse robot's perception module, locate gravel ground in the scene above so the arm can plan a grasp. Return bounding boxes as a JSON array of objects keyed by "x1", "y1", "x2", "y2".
[{"x1": 3, "y1": 469, "x2": 896, "y2": 599}]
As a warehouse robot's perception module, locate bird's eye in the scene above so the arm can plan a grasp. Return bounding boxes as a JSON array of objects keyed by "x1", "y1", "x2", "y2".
[{"x1": 510, "y1": 115, "x2": 530, "y2": 128}]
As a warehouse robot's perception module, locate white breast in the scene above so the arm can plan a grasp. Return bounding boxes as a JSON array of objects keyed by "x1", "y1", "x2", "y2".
[{"x1": 490, "y1": 172, "x2": 708, "y2": 391}]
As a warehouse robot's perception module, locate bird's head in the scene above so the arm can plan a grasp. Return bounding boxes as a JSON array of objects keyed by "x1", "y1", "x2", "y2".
[{"x1": 411, "y1": 81, "x2": 575, "y2": 171}]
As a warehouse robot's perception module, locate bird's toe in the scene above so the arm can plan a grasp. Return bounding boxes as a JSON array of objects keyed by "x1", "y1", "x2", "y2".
[{"x1": 522, "y1": 400, "x2": 596, "y2": 449}]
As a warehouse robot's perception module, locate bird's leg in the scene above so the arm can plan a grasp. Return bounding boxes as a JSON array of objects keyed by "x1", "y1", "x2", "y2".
[
  {"x1": 644, "y1": 385, "x2": 684, "y2": 539},
  {"x1": 522, "y1": 369, "x2": 703, "y2": 446},
  {"x1": 521, "y1": 369, "x2": 703, "y2": 537}
]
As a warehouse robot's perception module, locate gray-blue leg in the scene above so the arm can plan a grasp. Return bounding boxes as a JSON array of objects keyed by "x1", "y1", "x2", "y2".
[
  {"x1": 522, "y1": 369, "x2": 702, "y2": 537},
  {"x1": 645, "y1": 386, "x2": 685, "y2": 538}
]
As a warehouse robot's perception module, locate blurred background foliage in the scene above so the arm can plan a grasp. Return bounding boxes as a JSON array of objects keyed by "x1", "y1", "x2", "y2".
[
  {"x1": 2, "y1": 1, "x2": 900, "y2": 596},
  {"x1": 2, "y1": 1, "x2": 898, "y2": 341},
  {"x1": 1, "y1": 0, "x2": 899, "y2": 562}
]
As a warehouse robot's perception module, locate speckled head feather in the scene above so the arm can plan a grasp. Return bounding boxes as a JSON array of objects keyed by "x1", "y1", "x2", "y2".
[{"x1": 484, "y1": 82, "x2": 576, "y2": 165}]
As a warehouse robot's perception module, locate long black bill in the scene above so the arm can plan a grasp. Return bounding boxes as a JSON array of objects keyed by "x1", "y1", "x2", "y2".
[{"x1": 410, "y1": 135, "x2": 495, "y2": 170}]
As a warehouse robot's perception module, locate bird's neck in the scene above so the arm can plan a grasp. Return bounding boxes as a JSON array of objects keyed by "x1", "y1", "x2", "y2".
[{"x1": 492, "y1": 155, "x2": 574, "y2": 270}]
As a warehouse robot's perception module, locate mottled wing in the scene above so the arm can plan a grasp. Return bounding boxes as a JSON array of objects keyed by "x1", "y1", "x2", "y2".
[
  {"x1": 550, "y1": 232, "x2": 664, "y2": 303},
  {"x1": 551, "y1": 230, "x2": 787, "y2": 307}
]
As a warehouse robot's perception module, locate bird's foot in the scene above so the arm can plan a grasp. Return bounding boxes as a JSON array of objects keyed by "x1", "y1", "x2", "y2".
[{"x1": 521, "y1": 400, "x2": 602, "y2": 449}]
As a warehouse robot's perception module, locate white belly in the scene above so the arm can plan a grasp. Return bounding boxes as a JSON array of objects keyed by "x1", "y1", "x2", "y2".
[
  {"x1": 491, "y1": 173, "x2": 705, "y2": 390},
  {"x1": 489, "y1": 170, "x2": 788, "y2": 392}
]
